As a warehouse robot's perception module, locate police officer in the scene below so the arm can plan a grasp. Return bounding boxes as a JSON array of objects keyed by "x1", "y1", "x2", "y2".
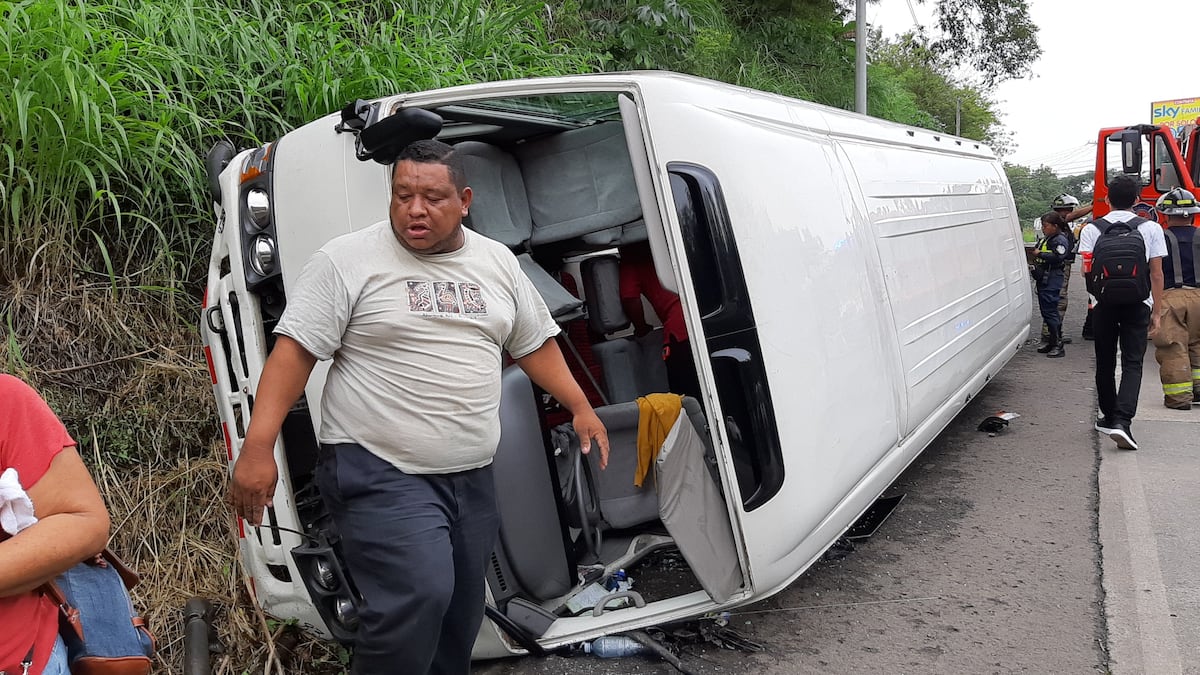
[
  {"x1": 1151, "y1": 188, "x2": 1200, "y2": 409},
  {"x1": 1033, "y1": 211, "x2": 1072, "y2": 358},
  {"x1": 1039, "y1": 194, "x2": 1092, "y2": 346}
]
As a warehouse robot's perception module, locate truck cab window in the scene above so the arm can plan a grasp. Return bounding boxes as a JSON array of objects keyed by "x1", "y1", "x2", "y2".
[{"x1": 1154, "y1": 134, "x2": 1183, "y2": 192}]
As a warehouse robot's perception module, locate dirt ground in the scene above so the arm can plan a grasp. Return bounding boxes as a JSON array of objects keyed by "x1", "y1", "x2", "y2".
[{"x1": 474, "y1": 305, "x2": 1108, "y2": 674}]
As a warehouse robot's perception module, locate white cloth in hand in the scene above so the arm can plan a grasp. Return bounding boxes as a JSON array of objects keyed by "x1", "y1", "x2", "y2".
[{"x1": 0, "y1": 467, "x2": 37, "y2": 536}]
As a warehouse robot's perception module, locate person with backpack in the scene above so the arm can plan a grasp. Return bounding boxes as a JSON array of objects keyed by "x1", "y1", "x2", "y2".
[
  {"x1": 1078, "y1": 175, "x2": 1167, "y2": 450},
  {"x1": 1151, "y1": 188, "x2": 1200, "y2": 409},
  {"x1": 1031, "y1": 211, "x2": 1073, "y2": 358}
]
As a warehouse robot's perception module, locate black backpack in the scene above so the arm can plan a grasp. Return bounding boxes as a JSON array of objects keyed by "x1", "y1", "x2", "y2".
[{"x1": 1088, "y1": 217, "x2": 1150, "y2": 305}]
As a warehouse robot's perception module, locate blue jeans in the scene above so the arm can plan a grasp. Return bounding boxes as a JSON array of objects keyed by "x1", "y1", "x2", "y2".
[
  {"x1": 316, "y1": 443, "x2": 499, "y2": 675},
  {"x1": 44, "y1": 636, "x2": 69, "y2": 675}
]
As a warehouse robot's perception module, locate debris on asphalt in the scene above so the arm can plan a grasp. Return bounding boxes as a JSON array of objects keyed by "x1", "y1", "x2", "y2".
[{"x1": 977, "y1": 410, "x2": 1020, "y2": 435}]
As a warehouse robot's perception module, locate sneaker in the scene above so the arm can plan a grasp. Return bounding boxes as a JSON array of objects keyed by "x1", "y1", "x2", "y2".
[
  {"x1": 1095, "y1": 417, "x2": 1117, "y2": 434},
  {"x1": 1036, "y1": 343, "x2": 1055, "y2": 354},
  {"x1": 1060, "y1": 336, "x2": 1073, "y2": 344},
  {"x1": 1046, "y1": 344, "x2": 1065, "y2": 358},
  {"x1": 1109, "y1": 423, "x2": 1138, "y2": 450}
]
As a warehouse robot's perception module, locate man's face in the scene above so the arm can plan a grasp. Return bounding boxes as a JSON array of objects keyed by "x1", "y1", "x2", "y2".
[{"x1": 389, "y1": 160, "x2": 472, "y2": 254}]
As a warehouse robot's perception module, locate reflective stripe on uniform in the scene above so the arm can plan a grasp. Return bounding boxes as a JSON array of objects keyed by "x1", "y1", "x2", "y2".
[
  {"x1": 1163, "y1": 382, "x2": 1193, "y2": 395},
  {"x1": 1193, "y1": 369, "x2": 1200, "y2": 382}
]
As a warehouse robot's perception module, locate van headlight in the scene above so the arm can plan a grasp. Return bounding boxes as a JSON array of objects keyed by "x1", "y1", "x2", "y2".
[
  {"x1": 249, "y1": 234, "x2": 278, "y2": 276},
  {"x1": 333, "y1": 597, "x2": 359, "y2": 630},
  {"x1": 246, "y1": 188, "x2": 271, "y2": 231},
  {"x1": 312, "y1": 558, "x2": 338, "y2": 591}
]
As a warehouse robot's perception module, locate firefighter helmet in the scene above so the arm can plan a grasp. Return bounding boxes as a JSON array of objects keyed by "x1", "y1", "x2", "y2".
[
  {"x1": 1051, "y1": 193, "x2": 1081, "y2": 211},
  {"x1": 1155, "y1": 188, "x2": 1200, "y2": 216}
]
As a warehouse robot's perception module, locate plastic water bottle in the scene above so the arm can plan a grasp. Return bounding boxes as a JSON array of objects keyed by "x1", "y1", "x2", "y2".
[{"x1": 583, "y1": 635, "x2": 646, "y2": 658}]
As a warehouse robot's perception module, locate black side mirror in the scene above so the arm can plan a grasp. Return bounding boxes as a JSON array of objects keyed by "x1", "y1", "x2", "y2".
[
  {"x1": 1117, "y1": 129, "x2": 1143, "y2": 176},
  {"x1": 357, "y1": 107, "x2": 444, "y2": 165}
]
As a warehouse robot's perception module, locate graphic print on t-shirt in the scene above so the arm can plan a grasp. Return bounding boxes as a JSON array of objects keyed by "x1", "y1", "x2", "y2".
[
  {"x1": 407, "y1": 281, "x2": 435, "y2": 312},
  {"x1": 407, "y1": 280, "x2": 488, "y2": 317},
  {"x1": 434, "y1": 281, "x2": 461, "y2": 313}
]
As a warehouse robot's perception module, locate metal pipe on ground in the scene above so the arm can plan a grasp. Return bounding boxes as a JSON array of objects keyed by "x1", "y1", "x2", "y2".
[{"x1": 183, "y1": 597, "x2": 213, "y2": 675}]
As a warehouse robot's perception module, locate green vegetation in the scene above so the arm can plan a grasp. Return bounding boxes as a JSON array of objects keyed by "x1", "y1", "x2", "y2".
[
  {"x1": 1006, "y1": 163, "x2": 1095, "y2": 231},
  {"x1": 0, "y1": 0, "x2": 1038, "y2": 671}
]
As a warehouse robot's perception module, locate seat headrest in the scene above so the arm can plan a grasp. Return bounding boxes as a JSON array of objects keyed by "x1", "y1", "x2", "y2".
[{"x1": 581, "y1": 255, "x2": 629, "y2": 334}]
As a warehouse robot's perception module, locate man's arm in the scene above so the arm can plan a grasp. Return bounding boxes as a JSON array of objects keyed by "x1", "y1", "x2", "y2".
[
  {"x1": 230, "y1": 335, "x2": 318, "y2": 525},
  {"x1": 515, "y1": 339, "x2": 609, "y2": 469},
  {"x1": 0, "y1": 448, "x2": 109, "y2": 596},
  {"x1": 1067, "y1": 204, "x2": 1093, "y2": 222}
]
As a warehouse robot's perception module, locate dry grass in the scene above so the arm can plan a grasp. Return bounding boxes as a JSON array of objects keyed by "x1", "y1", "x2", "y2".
[{"x1": 1, "y1": 279, "x2": 346, "y2": 674}]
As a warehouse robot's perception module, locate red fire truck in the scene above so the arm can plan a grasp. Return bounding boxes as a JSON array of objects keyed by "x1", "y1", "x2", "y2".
[{"x1": 1092, "y1": 122, "x2": 1200, "y2": 221}]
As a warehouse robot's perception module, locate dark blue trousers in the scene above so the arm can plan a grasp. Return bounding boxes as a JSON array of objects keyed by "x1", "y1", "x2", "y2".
[
  {"x1": 316, "y1": 443, "x2": 499, "y2": 675},
  {"x1": 1037, "y1": 269, "x2": 1065, "y2": 340}
]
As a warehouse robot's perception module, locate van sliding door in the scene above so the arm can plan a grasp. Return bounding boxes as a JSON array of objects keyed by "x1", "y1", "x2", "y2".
[{"x1": 666, "y1": 164, "x2": 784, "y2": 511}]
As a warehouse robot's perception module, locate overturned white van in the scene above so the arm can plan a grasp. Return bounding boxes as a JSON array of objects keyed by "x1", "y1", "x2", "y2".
[{"x1": 200, "y1": 71, "x2": 1030, "y2": 659}]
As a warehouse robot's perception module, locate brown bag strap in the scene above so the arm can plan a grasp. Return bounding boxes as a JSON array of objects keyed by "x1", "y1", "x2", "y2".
[{"x1": 42, "y1": 579, "x2": 86, "y2": 642}]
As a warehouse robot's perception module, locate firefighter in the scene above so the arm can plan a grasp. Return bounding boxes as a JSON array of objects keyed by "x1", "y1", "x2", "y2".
[
  {"x1": 1038, "y1": 194, "x2": 1093, "y2": 346},
  {"x1": 1151, "y1": 188, "x2": 1200, "y2": 409},
  {"x1": 1033, "y1": 211, "x2": 1072, "y2": 358}
]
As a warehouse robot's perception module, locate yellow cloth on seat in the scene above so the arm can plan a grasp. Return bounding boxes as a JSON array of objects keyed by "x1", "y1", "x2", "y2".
[{"x1": 634, "y1": 393, "x2": 684, "y2": 487}]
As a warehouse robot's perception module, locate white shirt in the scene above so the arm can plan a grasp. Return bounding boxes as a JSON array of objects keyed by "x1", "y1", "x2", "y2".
[
  {"x1": 275, "y1": 222, "x2": 560, "y2": 473},
  {"x1": 1078, "y1": 210, "x2": 1167, "y2": 308}
]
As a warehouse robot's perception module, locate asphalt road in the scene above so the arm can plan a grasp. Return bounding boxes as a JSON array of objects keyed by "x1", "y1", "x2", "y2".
[{"x1": 475, "y1": 280, "x2": 1109, "y2": 674}]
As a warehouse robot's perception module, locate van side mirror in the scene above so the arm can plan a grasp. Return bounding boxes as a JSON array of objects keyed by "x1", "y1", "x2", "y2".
[
  {"x1": 356, "y1": 107, "x2": 444, "y2": 165},
  {"x1": 1117, "y1": 129, "x2": 1142, "y2": 176}
]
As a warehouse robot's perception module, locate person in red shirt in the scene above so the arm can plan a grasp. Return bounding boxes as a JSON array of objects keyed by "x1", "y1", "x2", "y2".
[
  {"x1": 618, "y1": 242, "x2": 703, "y2": 402},
  {"x1": 1, "y1": 375, "x2": 110, "y2": 675}
]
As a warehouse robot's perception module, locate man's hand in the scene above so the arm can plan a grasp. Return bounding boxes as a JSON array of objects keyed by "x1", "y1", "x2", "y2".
[
  {"x1": 573, "y1": 409, "x2": 610, "y2": 470},
  {"x1": 230, "y1": 449, "x2": 278, "y2": 526},
  {"x1": 1150, "y1": 310, "x2": 1163, "y2": 338}
]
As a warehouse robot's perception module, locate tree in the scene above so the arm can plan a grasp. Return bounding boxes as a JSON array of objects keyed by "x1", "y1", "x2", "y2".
[
  {"x1": 918, "y1": 0, "x2": 1040, "y2": 85},
  {"x1": 872, "y1": 33, "x2": 1007, "y2": 150}
]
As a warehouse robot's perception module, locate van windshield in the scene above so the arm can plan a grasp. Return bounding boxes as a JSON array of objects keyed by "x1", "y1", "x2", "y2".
[{"x1": 467, "y1": 93, "x2": 620, "y2": 124}]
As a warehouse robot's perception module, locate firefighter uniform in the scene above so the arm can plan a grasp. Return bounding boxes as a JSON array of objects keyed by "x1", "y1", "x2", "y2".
[
  {"x1": 1147, "y1": 189, "x2": 1195, "y2": 408},
  {"x1": 1152, "y1": 208, "x2": 1200, "y2": 408}
]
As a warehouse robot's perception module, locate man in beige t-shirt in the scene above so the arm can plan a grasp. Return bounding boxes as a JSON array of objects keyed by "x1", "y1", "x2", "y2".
[{"x1": 229, "y1": 140, "x2": 609, "y2": 674}]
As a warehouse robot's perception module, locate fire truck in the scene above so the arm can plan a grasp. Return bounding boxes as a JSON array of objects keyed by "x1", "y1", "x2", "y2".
[{"x1": 1092, "y1": 122, "x2": 1200, "y2": 220}]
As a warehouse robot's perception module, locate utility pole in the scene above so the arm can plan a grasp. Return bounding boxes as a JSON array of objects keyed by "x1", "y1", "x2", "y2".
[
  {"x1": 855, "y1": 0, "x2": 867, "y2": 114},
  {"x1": 955, "y1": 98, "x2": 961, "y2": 136}
]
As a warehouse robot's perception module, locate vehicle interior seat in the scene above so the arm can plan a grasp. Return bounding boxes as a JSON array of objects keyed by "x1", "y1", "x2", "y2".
[
  {"x1": 514, "y1": 123, "x2": 647, "y2": 248},
  {"x1": 553, "y1": 396, "x2": 709, "y2": 533},
  {"x1": 579, "y1": 254, "x2": 669, "y2": 402},
  {"x1": 454, "y1": 140, "x2": 583, "y2": 322},
  {"x1": 488, "y1": 365, "x2": 575, "y2": 605}
]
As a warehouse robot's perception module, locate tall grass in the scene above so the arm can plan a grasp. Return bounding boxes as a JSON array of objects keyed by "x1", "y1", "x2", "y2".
[{"x1": 0, "y1": 0, "x2": 596, "y2": 290}]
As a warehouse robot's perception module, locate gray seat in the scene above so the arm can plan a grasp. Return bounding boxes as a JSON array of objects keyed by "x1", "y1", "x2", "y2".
[
  {"x1": 515, "y1": 124, "x2": 646, "y2": 247},
  {"x1": 489, "y1": 366, "x2": 574, "y2": 603},
  {"x1": 455, "y1": 141, "x2": 583, "y2": 322},
  {"x1": 579, "y1": 255, "x2": 668, "y2": 402},
  {"x1": 554, "y1": 397, "x2": 708, "y2": 532}
]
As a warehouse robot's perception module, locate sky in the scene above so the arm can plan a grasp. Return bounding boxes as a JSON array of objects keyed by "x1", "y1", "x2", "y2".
[{"x1": 867, "y1": 0, "x2": 1198, "y2": 175}]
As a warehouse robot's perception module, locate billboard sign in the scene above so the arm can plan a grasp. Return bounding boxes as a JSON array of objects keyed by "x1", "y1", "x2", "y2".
[{"x1": 1151, "y1": 97, "x2": 1200, "y2": 130}]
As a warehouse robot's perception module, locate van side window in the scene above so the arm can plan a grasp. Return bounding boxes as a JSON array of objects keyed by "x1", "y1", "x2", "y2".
[{"x1": 668, "y1": 164, "x2": 784, "y2": 511}]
